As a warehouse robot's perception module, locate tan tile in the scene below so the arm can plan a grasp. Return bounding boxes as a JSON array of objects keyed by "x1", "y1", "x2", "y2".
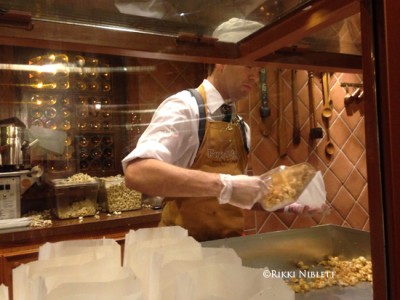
[
  {"x1": 341, "y1": 108, "x2": 363, "y2": 131},
  {"x1": 274, "y1": 211, "x2": 297, "y2": 228},
  {"x1": 258, "y1": 214, "x2": 288, "y2": 233},
  {"x1": 356, "y1": 152, "x2": 368, "y2": 180},
  {"x1": 297, "y1": 75, "x2": 310, "y2": 108},
  {"x1": 251, "y1": 157, "x2": 268, "y2": 175},
  {"x1": 363, "y1": 220, "x2": 370, "y2": 231},
  {"x1": 286, "y1": 139, "x2": 310, "y2": 163},
  {"x1": 323, "y1": 169, "x2": 342, "y2": 201},
  {"x1": 354, "y1": 118, "x2": 366, "y2": 145},
  {"x1": 344, "y1": 168, "x2": 367, "y2": 200},
  {"x1": 253, "y1": 138, "x2": 280, "y2": 170},
  {"x1": 330, "y1": 117, "x2": 351, "y2": 148},
  {"x1": 255, "y1": 210, "x2": 270, "y2": 230},
  {"x1": 297, "y1": 97, "x2": 310, "y2": 129},
  {"x1": 330, "y1": 152, "x2": 354, "y2": 183},
  {"x1": 343, "y1": 135, "x2": 365, "y2": 165},
  {"x1": 243, "y1": 210, "x2": 256, "y2": 231},
  {"x1": 346, "y1": 203, "x2": 369, "y2": 230},
  {"x1": 358, "y1": 185, "x2": 369, "y2": 213},
  {"x1": 331, "y1": 188, "x2": 355, "y2": 219},
  {"x1": 342, "y1": 221, "x2": 351, "y2": 228},
  {"x1": 330, "y1": 80, "x2": 346, "y2": 113},
  {"x1": 291, "y1": 215, "x2": 318, "y2": 229},
  {"x1": 319, "y1": 209, "x2": 345, "y2": 226},
  {"x1": 307, "y1": 153, "x2": 328, "y2": 173}
]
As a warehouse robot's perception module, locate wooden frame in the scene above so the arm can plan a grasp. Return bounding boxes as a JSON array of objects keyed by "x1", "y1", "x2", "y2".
[{"x1": 0, "y1": 0, "x2": 361, "y2": 72}]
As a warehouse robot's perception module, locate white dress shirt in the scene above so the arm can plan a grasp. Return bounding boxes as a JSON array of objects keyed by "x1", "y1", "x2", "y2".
[{"x1": 122, "y1": 79, "x2": 250, "y2": 171}]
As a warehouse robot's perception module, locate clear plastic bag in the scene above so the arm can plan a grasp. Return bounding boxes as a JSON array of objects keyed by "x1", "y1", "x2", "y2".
[{"x1": 259, "y1": 163, "x2": 317, "y2": 211}]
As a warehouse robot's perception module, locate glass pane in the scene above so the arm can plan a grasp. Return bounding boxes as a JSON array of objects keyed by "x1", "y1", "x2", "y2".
[{"x1": 0, "y1": 0, "x2": 313, "y2": 39}]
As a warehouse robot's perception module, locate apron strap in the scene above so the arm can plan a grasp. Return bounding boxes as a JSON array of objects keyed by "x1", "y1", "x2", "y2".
[{"x1": 187, "y1": 88, "x2": 206, "y2": 147}]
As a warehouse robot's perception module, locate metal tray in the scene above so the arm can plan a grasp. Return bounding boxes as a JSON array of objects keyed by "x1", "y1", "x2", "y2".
[{"x1": 202, "y1": 225, "x2": 372, "y2": 300}]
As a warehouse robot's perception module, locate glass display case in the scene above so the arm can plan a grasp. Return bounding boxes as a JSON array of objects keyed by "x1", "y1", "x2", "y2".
[
  {"x1": 0, "y1": 0, "x2": 361, "y2": 70},
  {"x1": 1, "y1": 1, "x2": 399, "y2": 299}
]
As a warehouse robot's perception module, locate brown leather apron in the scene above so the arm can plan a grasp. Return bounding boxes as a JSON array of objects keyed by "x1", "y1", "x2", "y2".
[{"x1": 160, "y1": 85, "x2": 248, "y2": 241}]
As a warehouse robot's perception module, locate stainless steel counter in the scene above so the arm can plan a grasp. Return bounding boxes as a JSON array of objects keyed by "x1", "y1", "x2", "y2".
[{"x1": 202, "y1": 225, "x2": 372, "y2": 300}]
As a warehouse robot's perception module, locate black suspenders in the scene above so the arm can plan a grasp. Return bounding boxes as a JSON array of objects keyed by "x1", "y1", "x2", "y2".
[
  {"x1": 187, "y1": 89, "x2": 248, "y2": 153},
  {"x1": 187, "y1": 89, "x2": 207, "y2": 147}
]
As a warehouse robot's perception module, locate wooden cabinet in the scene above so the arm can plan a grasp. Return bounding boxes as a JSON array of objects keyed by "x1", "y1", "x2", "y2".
[{"x1": 0, "y1": 208, "x2": 161, "y2": 299}]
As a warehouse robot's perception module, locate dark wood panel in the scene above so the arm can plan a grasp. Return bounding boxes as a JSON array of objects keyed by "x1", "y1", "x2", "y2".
[{"x1": 370, "y1": 0, "x2": 400, "y2": 299}]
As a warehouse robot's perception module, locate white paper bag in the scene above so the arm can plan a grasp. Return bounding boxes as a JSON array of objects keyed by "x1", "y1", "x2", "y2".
[
  {"x1": 296, "y1": 171, "x2": 327, "y2": 209},
  {"x1": 13, "y1": 239, "x2": 122, "y2": 300},
  {"x1": 0, "y1": 284, "x2": 9, "y2": 300},
  {"x1": 124, "y1": 236, "x2": 202, "y2": 300},
  {"x1": 123, "y1": 226, "x2": 188, "y2": 268},
  {"x1": 39, "y1": 238, "x2": 120, "y2": 264},
  {"x1": 46, "y1": 269, "x2": 144, "y2": 300},
  {"x1": 160, "y1": 247, "x2": 243, "y2": 299}
]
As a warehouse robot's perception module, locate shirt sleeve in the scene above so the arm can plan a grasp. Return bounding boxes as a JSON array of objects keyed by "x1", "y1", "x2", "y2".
[{"x1": 122, "y1": 91, "x2": 200, "y2": 171}]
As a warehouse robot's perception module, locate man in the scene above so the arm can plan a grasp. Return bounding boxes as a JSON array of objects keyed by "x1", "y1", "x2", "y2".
[{"x1": 123, "y1": 19, "x2": 273, "y2": 241}]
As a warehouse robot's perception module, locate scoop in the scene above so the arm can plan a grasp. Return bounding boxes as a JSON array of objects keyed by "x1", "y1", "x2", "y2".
[
  {"x1": 321, "y1": 73, "x2": 332, "y2": 119},
  {"x1": 325, "y1": 140, "x2": 335, "y2": 155}
]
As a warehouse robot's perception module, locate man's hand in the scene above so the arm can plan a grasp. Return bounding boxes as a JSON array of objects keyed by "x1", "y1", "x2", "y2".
[
  {"x1": 282, "y1": 203, "x2": 331, "y2": 215},
  {"x1": 219, "y1": 174, "x2": 268, "y2": 209}
]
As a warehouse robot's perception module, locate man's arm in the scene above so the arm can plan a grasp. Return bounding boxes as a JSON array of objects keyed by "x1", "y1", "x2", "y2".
[{"x1": 124, "y1": 158, "x2": 223, "y2": 198}]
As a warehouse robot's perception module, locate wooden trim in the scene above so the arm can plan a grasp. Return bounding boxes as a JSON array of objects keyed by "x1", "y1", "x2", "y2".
[
  {"x1": 239, "y1": 0, "x2": 360, "y2": 62},
  {"x1": 0, "y1": 0, "x2": 362, "y2": 71},
  {"x1": 0, "y1": 20, "x2": 240, "y2": 64},
  {"x1": 260, "y1": 48, "x2": 362, "y2": 73},
  {"x1": 359, "y1": 0, "x2": 386, "y2": 299},
  {"x1": 369, "y1": 0, "x2": 400, "y2": 299}
]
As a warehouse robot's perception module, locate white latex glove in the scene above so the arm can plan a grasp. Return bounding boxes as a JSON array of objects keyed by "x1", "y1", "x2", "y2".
[{"x1": 218, "y1": 174, "x2": 268, "y2": 209}]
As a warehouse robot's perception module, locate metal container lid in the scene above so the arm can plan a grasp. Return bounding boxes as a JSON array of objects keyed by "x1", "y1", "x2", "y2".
[{"x1": 50, "y1": 178, "x2": 99, "y2": 189}]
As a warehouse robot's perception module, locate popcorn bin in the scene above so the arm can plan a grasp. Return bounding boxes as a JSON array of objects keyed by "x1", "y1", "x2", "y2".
[
  {"x1": 98, "y1": 175, "x2": 142, "y2": 213},
  {"x1": 49, "y1": 178, "x2": 99, "y2": 219},
  {"x1": 259, "y1": 163, "x2": 317, "y2": 211}
]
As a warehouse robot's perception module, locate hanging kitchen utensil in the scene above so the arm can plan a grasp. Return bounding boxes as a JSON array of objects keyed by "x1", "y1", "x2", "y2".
[
  {"x1": 277, "y1": 69, "x2": 287, "y2": 157},
  {"x1": 259, "y1": 67, "x2": 272, "y2": 136},
  {"x1": 308, "y1": 72, "x2": 323, "y2": 139},
  {"x1": 291, "y1": 70, "x2": 301, "y2": 145},
  {"x1": 321, "y1": 73, "x2": 335, "y2": 156},
  {"x1": 325, "y1": 127, "x2": 335, "y2": 156},
  {"x1": 344, "y1": 85, "x2": 352, "y2": 106},
  {"x1": 321, "y1": 72, "x2": 333, "y2": 119}
]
